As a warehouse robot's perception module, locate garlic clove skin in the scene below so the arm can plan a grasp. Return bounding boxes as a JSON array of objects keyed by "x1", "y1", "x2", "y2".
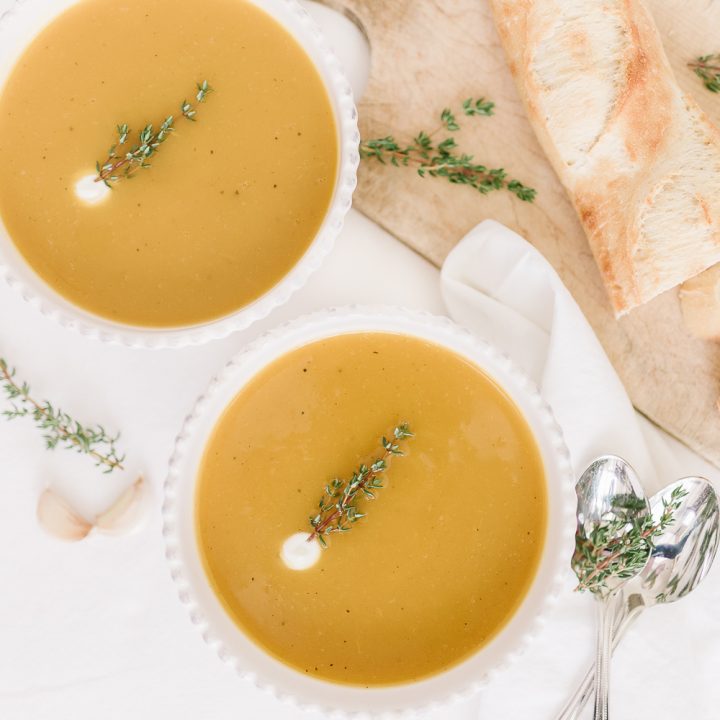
[
  {"x1": 95, "y1": 475, "x2": 149, "y2": 535},
  {"x1": 37, "y1": 488, "x2": 93, "y2": 542}
]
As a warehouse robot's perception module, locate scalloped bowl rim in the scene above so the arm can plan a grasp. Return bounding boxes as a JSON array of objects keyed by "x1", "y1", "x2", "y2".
[
  {"x1": 0, "y1": 0, "x2": 359, "y2": 348},
  {"x1": 162, "y1": 306, "x2": 576, "y2": 716}
]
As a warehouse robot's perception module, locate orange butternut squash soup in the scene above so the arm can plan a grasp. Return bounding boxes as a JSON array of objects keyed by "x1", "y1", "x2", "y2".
[
  {"x1": 0, "y1": 0, "x2": 337, "y2": 327},
  {"x1": 196, "y1": 332, "x2": 547, "y2": 686}
]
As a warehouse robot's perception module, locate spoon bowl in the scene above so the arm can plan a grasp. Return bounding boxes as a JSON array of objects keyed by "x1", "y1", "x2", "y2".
[
  {"x1": 573, "y1": 455, "x2": 651, "y2": 597},
  {"x1": 626, "y1": 477, "x2": 719, "y2": 607}
]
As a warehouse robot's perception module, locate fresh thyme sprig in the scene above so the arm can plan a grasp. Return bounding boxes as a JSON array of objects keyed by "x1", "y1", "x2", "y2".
[
  {"x1": 0, "y1": 358, "x2": 124, "y2": 473},
  {"x1": 360, "y1": 98, "x2": 536, "y2": 202},
  {"x1": 573, "y1": 486, "x2": 687, "y2": 594},
  {"x1": 308, "y1": 423, "x2": 413, "y2": 548},
  {"x1": 689, "y1": 54, "x2": 720, "y2": 93},
  {"x1": 94, "y1": 80, "x2": 213, "y2": 187}
]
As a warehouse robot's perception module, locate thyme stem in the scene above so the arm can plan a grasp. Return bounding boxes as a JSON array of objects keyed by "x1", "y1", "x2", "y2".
[
  {"x1": 308, "y1": 423, "x2": 413, "y2": 548},
  {"x1": 308, "y1": 446, "x2": 390, "y2": 540},
  {"x1": 688, "y1": 60, "x2": 720, "y2": 73},
  {"x1": 689, "y1": 54, "x2": 720, "y2": 93},
  {"x1": 0, "y1": 359, "x2": 124, "y2": 473},
  {"x1": 576, "y1": 524, "x2": 656, "y2": 592},
  {"x1": 94, "y1": 80, "x2": 213, "y2": 187},
  {"x1": 377, "y1": 149, "x2": 509, "y2": 183},
  {"x1": 573, "y1": 486, "x2": 687, "y2": 594},
  {"x1": 360, "y1": 97, "x2": 536, "y2": 202}
]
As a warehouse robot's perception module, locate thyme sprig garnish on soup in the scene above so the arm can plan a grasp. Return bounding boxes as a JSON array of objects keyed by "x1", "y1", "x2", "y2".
[
  {"x1": 360, "y1": 98, "x2": 537, "y2": 202},
  {"x1": 572, "y1": 486, "x2": 687, "y2": 594},
  {"x1": 308, "y1": 423, "x2": 414, "y2": 548},
  {"x1": 94, "y1": 80, "x2": 213, "y2": 187},
  {"x1": 0, "y1": 358, "x2": 125, "y2": 473}
]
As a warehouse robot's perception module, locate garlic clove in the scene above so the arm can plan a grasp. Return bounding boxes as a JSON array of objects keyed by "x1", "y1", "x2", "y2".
[
  {"x1": 95, "y1": 475, "x2": 149, "y2": 535},
  {"x1": 37, "y1": 488, "x2": 93, "y2": 542}
]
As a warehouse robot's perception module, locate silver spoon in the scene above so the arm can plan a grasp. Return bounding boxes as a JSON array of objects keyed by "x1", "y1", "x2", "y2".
[
  {"x1": 572, "y1": 455, "x2": 650, "y2": 720},
  {"x1": 559, "y1": 476, "x2": 720, "y2": 720}
]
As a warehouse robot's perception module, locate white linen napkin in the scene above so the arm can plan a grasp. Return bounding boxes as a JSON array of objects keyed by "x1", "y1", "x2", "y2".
[
  {"x1": 442, "y1": 219, "x2": 656, "y2": 480},
  {"x1": 439, "y1": 219, "x2": 717, "y2": 720}
]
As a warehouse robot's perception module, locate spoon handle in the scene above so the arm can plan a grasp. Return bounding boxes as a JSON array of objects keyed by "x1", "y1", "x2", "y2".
[
  {"x1": 556, "y1": 601, "x2": 643, "y2": 720},
  {"x1": 592, "y1": 598, "x2": 613, "y2": 719}
]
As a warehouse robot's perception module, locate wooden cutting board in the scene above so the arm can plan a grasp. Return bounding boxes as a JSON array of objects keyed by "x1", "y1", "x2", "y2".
[{"x1": 329, "y1": 0, "x2": 720, "y2": 467}]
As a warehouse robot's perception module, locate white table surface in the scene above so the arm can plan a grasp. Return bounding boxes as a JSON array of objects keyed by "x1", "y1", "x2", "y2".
[{"x1": 0, "y1": 3, "x2": 718, "y2": 719}]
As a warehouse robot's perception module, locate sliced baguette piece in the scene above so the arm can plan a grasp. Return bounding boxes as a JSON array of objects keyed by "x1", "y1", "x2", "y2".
[
  {"x1": 489, "y1": 0, "x2": 720, "y2": 316},
  {"x1": 680, "y1": 266, "x2": 720, "y2": 340}
]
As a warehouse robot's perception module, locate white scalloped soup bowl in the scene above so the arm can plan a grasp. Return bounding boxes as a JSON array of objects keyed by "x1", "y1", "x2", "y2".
[
  {"x1": 0, "y1": 0, "x2": 358, "y2": 348},
  {"x1": 163, "y1": 307, "x2": 575, "y2": 715}
]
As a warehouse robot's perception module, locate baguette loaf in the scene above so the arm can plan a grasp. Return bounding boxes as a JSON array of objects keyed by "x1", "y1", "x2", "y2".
[
  {"x1": 680, "y1": 265, "x2": 720, "y2": 339},
  {"x1": 489, "y1": 0, "x2": 720, "y2": 316}
]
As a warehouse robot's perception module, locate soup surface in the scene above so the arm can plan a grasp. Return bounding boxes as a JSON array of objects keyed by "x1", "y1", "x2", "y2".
[
  {"x1": 0, "y1": 0, "x2": 337, "y2": 327},
  {"x1": 196, "y1": 332, "x2": 547, "y2": 686}
]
